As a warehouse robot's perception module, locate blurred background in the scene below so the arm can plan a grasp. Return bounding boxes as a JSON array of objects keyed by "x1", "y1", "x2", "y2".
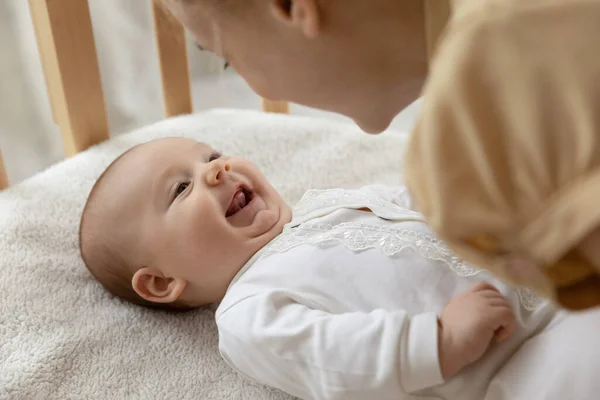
[{"x1": 0, "y1": 0, "x2": 420, "y2": 185}]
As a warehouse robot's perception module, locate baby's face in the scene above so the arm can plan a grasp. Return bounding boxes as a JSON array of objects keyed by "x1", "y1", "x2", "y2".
[{"x1": 112, "y1": 138, "x2": 291, "y2": 306}]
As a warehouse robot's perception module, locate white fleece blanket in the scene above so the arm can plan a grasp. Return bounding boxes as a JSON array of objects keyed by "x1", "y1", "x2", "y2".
[
  {"x1": 3, "y1": 109, "x2": 600, "y2": 400},
  {"x1": 0, "y1": 109, "x2": 411, "y2": 400}
]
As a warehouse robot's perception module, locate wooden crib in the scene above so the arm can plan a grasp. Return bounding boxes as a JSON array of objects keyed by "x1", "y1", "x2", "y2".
[{"x1": 0, "y1": 0, "x2": 451, "y2": 190}]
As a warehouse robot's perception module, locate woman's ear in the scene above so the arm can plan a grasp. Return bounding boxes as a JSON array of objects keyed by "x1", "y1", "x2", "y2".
[
  {"x1": 271, "y1": 0, "x2": 321, "y2": 38},
  {"x1": 132, "y1": 267, "x2": 187, "y2": 304}
]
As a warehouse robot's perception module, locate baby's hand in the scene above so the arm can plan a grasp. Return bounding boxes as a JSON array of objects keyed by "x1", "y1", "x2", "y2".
[{"x1": 438, "y1": 282, "x2": 516, "y2": 379}]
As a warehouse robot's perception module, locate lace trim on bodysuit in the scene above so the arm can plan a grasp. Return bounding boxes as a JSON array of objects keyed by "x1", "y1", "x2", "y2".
[{"x1": 265, "y1": 221, "x2": 544, "y2": 311}]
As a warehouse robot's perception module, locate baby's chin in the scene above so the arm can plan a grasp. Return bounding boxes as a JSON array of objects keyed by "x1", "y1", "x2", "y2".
[
  {"x1": 237, "y1": 192, "x2": 290, "y2": 239},
  {"x1": 247, "y1": 208, "x2": 285, "y2": 239}
]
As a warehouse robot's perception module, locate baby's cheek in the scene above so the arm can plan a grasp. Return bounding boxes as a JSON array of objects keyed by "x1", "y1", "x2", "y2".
[{"x1": 262, "y1": 209, "x2": 279, "y2": 226}]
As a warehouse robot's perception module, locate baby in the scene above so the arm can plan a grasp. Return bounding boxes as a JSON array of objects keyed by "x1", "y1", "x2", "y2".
[{"x1": 80, "y1": 137, "x2": 556, "y2": 400}]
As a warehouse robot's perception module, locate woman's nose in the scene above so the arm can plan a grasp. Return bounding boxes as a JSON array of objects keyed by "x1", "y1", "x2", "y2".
[{"x1": 205, "y1": 159, "x2": 231, "y2": 186}]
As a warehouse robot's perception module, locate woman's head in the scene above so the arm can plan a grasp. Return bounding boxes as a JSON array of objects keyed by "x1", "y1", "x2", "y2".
[{"x1": 160, "y1": 0, "x2": 428, "y2": 133}]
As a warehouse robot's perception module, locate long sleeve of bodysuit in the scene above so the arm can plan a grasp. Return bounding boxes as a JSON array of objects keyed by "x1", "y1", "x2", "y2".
[
  {"x1": 216, "y1": 291, "x2": 443, "y2": 400},
  {"x1": 403, "y1": 0, "x2": 600, "y2": 309}
]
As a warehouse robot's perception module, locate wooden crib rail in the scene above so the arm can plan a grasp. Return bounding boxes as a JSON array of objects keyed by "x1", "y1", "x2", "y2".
[
  {"x1": 262, "y1": 100, "x2": 290, "y2": 114},
  {"x1": 152, "y1": 1, "x2": 193, "y2": 117},
  {"x1": 0, "y1": 154, "x2": 8, "y2": 190},
  {"x1": 29, "y1": 0, "x2": 110, "y2": 157}
]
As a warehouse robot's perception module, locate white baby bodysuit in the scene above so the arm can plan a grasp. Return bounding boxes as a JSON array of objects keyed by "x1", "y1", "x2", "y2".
[{"x1": 215, "y1": 186, "x2": 556, "y2": 400}]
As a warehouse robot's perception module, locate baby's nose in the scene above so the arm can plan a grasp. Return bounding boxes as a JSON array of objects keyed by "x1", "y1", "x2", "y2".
[{"x1": 206, "y1": 160, "x2": 231, "y2": 186}]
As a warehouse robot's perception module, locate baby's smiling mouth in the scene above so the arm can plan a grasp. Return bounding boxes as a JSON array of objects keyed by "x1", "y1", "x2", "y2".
[{"x1": 226, "y1": 186, "x2": 254, "y2": 217}]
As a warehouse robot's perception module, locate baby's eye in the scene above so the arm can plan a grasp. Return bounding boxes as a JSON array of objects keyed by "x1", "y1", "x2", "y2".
[
  {"x1": 209, "y1": 152, "x2": 221, "y2": 162},
  {"x1": 175, "y1": 182, "x2": 189, "y2": 198}
]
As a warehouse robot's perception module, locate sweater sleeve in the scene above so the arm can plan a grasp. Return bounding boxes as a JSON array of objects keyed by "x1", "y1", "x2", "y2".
[
  {"x1": 403, "y1": 0, "x2": 600, "y2": 301},
  {"x1": 216, "y1": 292, "x2": 443, "y2": 400}
]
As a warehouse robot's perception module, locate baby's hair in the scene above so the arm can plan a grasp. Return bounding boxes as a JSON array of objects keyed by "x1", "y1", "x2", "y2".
[{"x1": 79, "y1": 146, "x2": 192, "y2": 312}]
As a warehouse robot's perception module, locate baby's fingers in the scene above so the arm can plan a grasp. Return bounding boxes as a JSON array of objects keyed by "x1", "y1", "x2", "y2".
[
  {"x1": 494, "y1": 326, "x2": 514, "y2": 343},
  {"x1": 488, "y1": 297, "x2": 511, "y2": 307},
  {"x1": 492, "y1": 306, "x2": 516, "y2": 343},
  {"x1": 470, "y1": 281, "x2": 500, "y2": 294},
  {"x1": 481, "y1": 289, "x2": 509, "y2": 302}
]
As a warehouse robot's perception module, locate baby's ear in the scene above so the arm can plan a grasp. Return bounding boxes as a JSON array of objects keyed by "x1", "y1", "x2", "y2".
[
  {"x1": 271, "y1": 0, "x2": 321, "y2": 38},
  {"x1": 132, "y1": 267, "x2": 187, "y2": 304}
]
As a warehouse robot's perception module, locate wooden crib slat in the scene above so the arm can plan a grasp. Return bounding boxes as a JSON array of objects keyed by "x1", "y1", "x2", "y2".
[
  {"x1": 29, "y1": 0, "x2": 109, "y2": 157},
  {"x1": 424, "y1": 0, "x2": 451, "y2": 61},
  {"x1": 152, "y1": 1, "x2": 193, "y2": 117},
  {"x1": 30, "y1": 2, "x2": 59, "y2": 126},
  {"x1": 0, "y1": 151, "x2": 8, "y2": 190},
  {"x1": 262, "y1": 99, "x2": 290, "y2": 114}
]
